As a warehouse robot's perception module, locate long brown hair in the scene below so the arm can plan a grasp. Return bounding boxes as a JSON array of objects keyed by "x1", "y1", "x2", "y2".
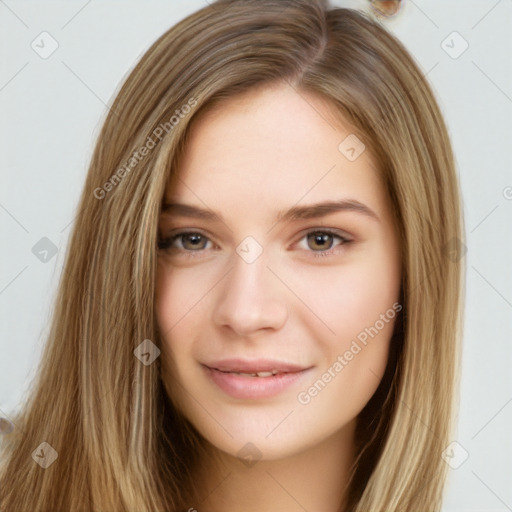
[{"x1": 0, "y1": 1, "x2": 464, "y2": 510}]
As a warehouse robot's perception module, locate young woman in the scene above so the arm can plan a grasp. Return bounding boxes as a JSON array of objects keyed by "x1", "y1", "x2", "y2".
[{"x1": 0, "y1": 1, "x2": 464, "y2": 510}]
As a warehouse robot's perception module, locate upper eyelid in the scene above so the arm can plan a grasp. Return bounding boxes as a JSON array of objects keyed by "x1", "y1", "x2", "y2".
[
  {"x1": 159, "y1": 228, "x2": 217, "y2": 245},
  {"x1": 159, "y1": 227, "x2": 351, "y2": 240}
]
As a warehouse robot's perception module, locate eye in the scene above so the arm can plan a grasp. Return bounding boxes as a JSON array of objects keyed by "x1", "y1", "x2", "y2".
[
  {"x1": 158, "y1": 231, "x2": 212, "y2": 251},
  {"x1": 158, "y1": 228, "x2": 352, "y2": 256},
  {"x1": 297, "y1": 229, "x2": 351, "y2": 253}
]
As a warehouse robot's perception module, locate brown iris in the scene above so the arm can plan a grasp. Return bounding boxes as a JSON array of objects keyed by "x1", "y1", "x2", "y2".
[{"x1": 307, "y1": 232, "x2": 335, "y2": 251}]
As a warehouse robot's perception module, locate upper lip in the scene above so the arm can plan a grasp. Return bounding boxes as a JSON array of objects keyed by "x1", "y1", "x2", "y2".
[{"x1": 204, "y1": 358, "x2": 309, "y2": 374}]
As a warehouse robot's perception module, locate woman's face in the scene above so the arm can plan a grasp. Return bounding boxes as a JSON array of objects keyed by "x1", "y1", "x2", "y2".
[{"x1": 156, "y1": 83, "x2": 401, "y2": 461}]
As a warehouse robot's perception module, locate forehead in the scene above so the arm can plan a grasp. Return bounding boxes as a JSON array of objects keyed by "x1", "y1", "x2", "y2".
[{"x1": 165, "y1": 83, "x2": 385, "y2": 216}]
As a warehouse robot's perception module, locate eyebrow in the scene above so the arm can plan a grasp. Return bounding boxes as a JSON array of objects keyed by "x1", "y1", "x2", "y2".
[{"x1": 161, "y1": 199, "x2": 380, "y2": 224}]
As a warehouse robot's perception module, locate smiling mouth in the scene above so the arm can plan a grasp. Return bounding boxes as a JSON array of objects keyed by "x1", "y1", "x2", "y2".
[{"x1": 202, "y1": 361, "x2": 311, "y2": 399}]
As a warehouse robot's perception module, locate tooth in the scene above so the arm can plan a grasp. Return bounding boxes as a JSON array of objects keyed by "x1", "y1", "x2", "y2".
[
  {"x1": 256, "y1": 371, "x2": 274, "y2": 377},
  {"x1": 227, "y1": 371, "x2": 281, "y2": 377}
]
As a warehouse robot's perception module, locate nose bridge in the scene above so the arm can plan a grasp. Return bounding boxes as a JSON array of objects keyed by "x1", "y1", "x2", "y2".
[
  {"x1": 213, "y1": 247, "x2": 288, "y2": 334},
  {"x1": 231, "y1": 251, "x2": 271, "y2": 299}
]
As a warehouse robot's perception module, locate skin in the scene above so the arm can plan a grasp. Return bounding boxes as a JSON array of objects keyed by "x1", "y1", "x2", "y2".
[{"x1": 156, "y1": 82, "x2": 402, "y2": 512}]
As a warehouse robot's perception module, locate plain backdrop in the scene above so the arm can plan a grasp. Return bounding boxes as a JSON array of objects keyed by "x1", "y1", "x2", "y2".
[{"x1": 1, "y1": 1, "x2": 511, "y2": 510}]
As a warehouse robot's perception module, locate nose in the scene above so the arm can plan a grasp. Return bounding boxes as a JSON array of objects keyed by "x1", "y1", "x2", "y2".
[{"x1": 212, "y1": 252, "x2": 288, "y2": 337}]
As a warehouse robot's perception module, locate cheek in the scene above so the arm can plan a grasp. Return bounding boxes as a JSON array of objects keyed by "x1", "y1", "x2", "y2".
[
  {"x1": 155, "y1": 260, "x2": 221, "y2": 391},
  {"x1": 342, "y1": 263, "x2": 400, "y2": 334},
  {"x1": 295, "y1": 271, "x2": 399, "y2": 429},
  {"x1": 282, "y1": 254, "x2": 400, "y2": 343},
  {"x1": 321, "y1": 251, "x2": 400, "y2": 412},
  {"x1": 156, "y1": 263, "x2": 199, "y2": 412},
  {"x1": 156, "y1": 261, "x2": 191, "y2": 333},
  {"x1": 334, "y1": 242, "x2": 401, "y2": 337},
  {"x1": 155, "y1": 260, "x2": 217, "y2": 337},
  {"x1": 155, "y1": 263, "x2": 197, "y2": 378}
]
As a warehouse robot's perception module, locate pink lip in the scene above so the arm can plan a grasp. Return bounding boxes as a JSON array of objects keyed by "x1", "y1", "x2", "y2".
[{"x1": 202, "y1": 358, "x2": 311, "y2": 400}]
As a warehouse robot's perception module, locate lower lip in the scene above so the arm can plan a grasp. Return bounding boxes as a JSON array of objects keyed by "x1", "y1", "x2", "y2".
[{"x1": 203, "y1": 365, "x2": 309, "y2": 400}]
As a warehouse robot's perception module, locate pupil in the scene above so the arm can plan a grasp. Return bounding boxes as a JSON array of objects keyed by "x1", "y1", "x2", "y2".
[
  {"x1": 184, "y1": 234, "x2": 204, "y2": 249},
  {"x1": 309, "y1": 233, "x2": 332, "y2": 250}
]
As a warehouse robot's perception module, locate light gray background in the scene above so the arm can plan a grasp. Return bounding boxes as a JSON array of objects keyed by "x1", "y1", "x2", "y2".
[{"x1": 1, "y1": 1, "x2": 511, "y2": 510}]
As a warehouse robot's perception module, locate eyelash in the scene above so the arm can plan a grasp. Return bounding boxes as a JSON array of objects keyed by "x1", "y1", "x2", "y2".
[{"x1": 157, "y1": 228, "x2": 352, "y2": 258}]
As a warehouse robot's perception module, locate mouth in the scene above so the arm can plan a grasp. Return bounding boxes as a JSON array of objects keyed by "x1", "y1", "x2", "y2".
[{"x1": 201, "y1": 359, "x2": 311, "y2": 399}]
